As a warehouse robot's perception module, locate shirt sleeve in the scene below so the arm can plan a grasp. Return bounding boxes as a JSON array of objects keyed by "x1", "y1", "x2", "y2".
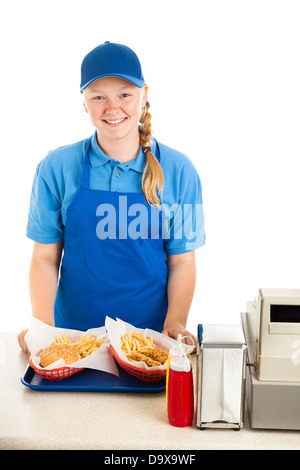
[
  {"x1": 26, "y1": 162, "x2": 64, "y2": 244},
  {"x1": 163, "y1": 161, "x2": 205, "y2": 255}
]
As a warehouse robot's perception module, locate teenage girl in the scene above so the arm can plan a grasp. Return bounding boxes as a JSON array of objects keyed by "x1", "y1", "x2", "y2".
[{"x1": 18, "y1": 42, "x2": 205, "y2": 353}]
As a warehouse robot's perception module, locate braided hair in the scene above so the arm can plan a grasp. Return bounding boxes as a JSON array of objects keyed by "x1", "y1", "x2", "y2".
[{"x1": 139, "y1": 98, "x2": 164, "y2": 206}]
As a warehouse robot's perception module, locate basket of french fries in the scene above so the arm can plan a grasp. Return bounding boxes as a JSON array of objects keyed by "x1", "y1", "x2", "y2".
[
  {"x1": 25, "y1": 318, "x2": 119, "y2": 381},
  {"x1": 106, "y1": 317, "x2": 178, "y2": 383}
]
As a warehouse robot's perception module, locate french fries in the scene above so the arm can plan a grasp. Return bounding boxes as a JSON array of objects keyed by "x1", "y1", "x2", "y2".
[
  {"x1": 121, "y1": 330, "x2": 168, "y2": 367},
  {"x1": 53, "y1": 333, "x2": 104, "y2": 359}
]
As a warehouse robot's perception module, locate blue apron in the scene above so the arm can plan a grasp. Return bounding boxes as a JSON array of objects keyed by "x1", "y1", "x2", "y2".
[{"x1": 54, "y1": 137, "x2": 168, "y2": 332}]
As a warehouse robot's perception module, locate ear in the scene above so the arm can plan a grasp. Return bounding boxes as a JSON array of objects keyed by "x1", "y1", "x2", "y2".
[
  {"x1": 141, "y1": 84, "x2": 148, "y2": 108},
  {"x1": 83, "y1": 101, "x2": 89, "y2": 114}
]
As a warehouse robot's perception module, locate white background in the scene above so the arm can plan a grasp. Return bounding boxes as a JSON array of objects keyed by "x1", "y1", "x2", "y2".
[{"x1": 1, "y1": 0, "x2": 299, "y2": 335}]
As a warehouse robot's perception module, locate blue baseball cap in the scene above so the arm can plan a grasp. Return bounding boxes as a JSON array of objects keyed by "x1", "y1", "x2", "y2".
[{"x1": 80, "y1": 41, "x2": 145, "y2": 92}]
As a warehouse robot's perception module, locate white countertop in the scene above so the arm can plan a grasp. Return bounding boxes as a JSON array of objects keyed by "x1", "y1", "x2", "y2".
[{"x1": 1, "y1": 332, "x2": 300, "y2": 450}]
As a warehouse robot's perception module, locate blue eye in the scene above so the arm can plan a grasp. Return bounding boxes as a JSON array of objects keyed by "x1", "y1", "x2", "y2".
[
  {"x1": 121, "y1": 93, "x2": 129, "y2": 98},
  {"x1": 95, "y1": 96, "x2": 104, "y2": 100}
]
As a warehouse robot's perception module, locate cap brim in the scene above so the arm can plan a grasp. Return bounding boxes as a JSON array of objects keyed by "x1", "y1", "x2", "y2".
[{"x1": 80, "y1": 73, "x2": 144, "y2": 92}]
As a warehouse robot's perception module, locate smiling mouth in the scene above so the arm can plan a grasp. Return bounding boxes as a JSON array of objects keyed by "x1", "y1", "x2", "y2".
[{"x1": 103, "y1": 117, "x2": 127, "y2": 125}]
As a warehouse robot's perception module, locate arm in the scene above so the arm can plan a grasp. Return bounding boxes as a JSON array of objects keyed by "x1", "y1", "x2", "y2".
[
  {"x1": 162, "y1": 251, "x2": 197, "y2": 347},
  {"x1": 18, "y1": 240, "x2": 63, "y2": 353}
]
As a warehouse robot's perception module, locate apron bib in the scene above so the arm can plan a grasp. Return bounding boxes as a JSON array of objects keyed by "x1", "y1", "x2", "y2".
[{"x1": 54, "y1": 137, "x2": 168, "y2": 331}]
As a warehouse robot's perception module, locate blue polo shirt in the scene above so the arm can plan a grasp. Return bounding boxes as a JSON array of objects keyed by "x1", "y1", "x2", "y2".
[{"x1": 26, "y1": 132, "x2": 205, "y2": 254}]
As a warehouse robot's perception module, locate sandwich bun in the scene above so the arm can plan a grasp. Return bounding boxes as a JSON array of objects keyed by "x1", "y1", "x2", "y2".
[{"x1": 39, "y1": 343, "x2": 80, "y2": 367}]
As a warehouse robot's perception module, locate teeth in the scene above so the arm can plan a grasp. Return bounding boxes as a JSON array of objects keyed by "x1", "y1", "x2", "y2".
[{"x1": 106, "y1": 118, "x2": 125, "y2": 124}]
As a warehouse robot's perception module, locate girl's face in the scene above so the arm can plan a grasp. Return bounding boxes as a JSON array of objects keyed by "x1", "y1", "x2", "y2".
[{"x1": 83, "y1": 76, "x2": 148, "y2": 145}]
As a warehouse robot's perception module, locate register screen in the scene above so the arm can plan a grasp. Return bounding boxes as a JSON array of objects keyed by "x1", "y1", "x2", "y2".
[{"x1": 270, "y1": 304, "x2": 300, "y2": 323}]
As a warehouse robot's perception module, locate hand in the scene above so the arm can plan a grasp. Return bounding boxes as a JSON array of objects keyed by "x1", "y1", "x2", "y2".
[
  {"x1": 162, "y1": 324, "x2": 197, "y2": 353},
  {"x1": 17, "y1": 329, "x2": 30, "y2": 356}
]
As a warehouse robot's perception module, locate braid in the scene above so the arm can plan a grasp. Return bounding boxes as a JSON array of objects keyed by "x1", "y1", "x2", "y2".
[{"x1": 139, "y1": 100, "x2": 164, "y2": 206}]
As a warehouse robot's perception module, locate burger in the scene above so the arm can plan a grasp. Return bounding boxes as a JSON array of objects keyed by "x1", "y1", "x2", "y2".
[{"x1": 39, "y1": 343, "x2": 80, "y2": 367}]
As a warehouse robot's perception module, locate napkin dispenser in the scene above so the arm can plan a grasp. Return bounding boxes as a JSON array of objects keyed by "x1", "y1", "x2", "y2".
[
  {"x1": 247, "y1": 288, "x2": 300, "y2": 382},
  {"x1": 196, "y1": 324, "x2": 247, "y2": 430}
]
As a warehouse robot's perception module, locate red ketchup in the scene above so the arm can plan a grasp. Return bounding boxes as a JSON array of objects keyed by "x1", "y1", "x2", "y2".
[{"x1": 167, "y1": 343, "x2": 194, "y2": 427}]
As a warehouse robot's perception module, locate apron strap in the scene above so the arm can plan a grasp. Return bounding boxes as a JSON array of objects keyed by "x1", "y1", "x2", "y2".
[{"x1": 80, "y1": 136, "x2": 93, "y2": 190}]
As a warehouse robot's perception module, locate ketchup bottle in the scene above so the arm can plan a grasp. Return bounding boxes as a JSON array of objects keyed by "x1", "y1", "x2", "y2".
[{"x1": 167, "y1": 337, "x2": 194, "y2": 427}]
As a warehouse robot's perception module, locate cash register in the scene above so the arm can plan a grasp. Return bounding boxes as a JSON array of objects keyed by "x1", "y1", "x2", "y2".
[{"x1": 241, "y1": 288, "x2": 300, "y2": 430}]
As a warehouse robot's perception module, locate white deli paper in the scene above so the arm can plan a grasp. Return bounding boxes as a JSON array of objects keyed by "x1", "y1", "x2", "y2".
[
  {"x1": 105, "y1": 316, "x2": 178, "y2": 370},
  {"x1": 25, "y1": 317, "x2": 119, "y2": 376}
]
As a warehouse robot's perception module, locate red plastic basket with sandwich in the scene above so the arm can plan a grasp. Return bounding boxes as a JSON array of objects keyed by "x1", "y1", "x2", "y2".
[
  {"x1": 28, "y1": 332, "x2": 105, "y2": 381},
  {"x1": 109, "y1": 345, "x2": 167, "y2": 383},
  {"x1": 29, "y1": 355, "x2": 84, "y2": 381}
]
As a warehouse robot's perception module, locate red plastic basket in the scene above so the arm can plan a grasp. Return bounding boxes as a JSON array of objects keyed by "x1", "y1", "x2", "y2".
[
  {"x1": 109, "y1": 345, "x2": 167, "y2": 382},
  {"x1": 29, "y1": 356, "x2": 84, "y2": 381}
]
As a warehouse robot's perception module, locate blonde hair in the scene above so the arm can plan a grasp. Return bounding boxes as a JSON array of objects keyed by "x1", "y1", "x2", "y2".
[{"x1": 139, "y1": 97, "x2": 164, "y2": 206}]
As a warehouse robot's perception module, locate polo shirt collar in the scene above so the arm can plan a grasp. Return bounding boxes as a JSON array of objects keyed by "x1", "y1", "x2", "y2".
[
  {"x1": 89, "y1": 132, "x2": 111, "y2": 168},
  {"x1": 88, "y1": 131, "x2": 156, "y2": 173}
]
